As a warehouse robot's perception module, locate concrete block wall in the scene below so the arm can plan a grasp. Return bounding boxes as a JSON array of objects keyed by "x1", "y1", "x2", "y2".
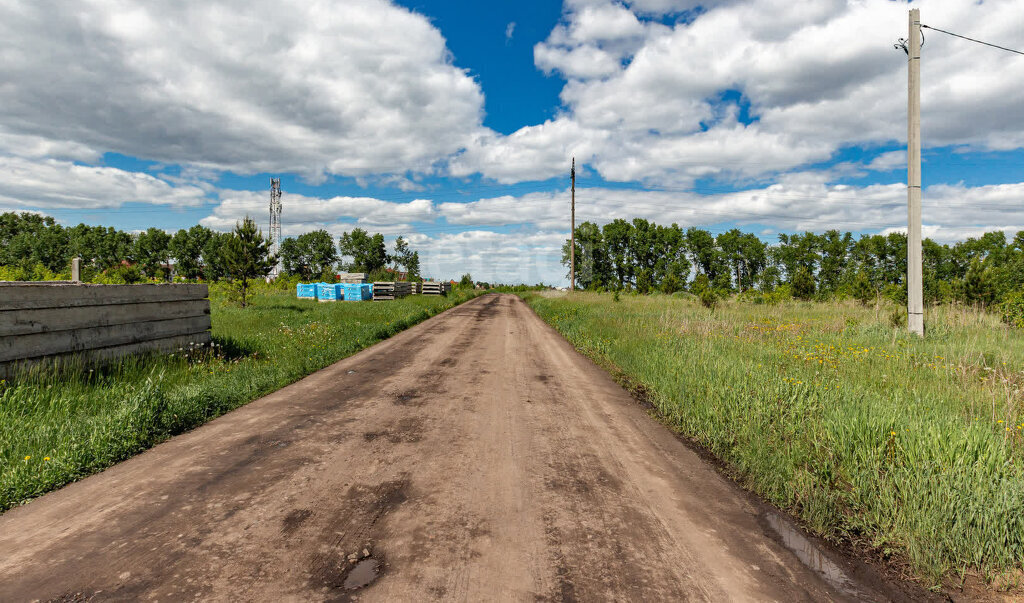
[{"x1": 0, "y1": 283, "x2": 211, "y2": 378}]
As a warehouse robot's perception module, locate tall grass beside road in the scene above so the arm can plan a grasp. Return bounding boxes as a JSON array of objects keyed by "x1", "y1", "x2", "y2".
[
  {"x1": 0, "y1": 287, "x2": 482, "y2": 512},
  {"x1": 523, "y1": 292, "x2": 1024, "y2": 586}
]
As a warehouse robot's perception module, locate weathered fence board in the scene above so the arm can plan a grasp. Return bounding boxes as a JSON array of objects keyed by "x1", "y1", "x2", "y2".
[
  {"x1": 0, "y1": 299, "x2": 210, "y2": 337},
  {"x1": 0, "y1": 332, "x2": 211, "y2": 377},
  {"x1": 0, "y1": 282, "x2": 212, "y2": 378},
  {"x1": 0, "y1": 283, "x2": 207, "y2": 311},
  {"x1": 0, "y1": 316, "x2": 211, "y2": 363}
]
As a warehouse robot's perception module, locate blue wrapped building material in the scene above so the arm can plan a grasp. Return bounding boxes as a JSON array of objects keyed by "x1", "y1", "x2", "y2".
[
  {"x1": 317, "y1": 283, "x2": 343, "y2": 301},
  {"x1": 342, "y1": 283, "x2": 372, "y2": 301},
  {"x1": 297, "y1": 283, "x2": 317, "y2": 298}
]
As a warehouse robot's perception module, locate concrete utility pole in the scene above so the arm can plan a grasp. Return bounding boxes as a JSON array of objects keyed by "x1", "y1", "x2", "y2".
[
  {"x1": 570, "y1": 157, "x2": 576, "y2": 293},
  {"x1": 907, "y1": 8, "x2": 924, "y2": 336}
]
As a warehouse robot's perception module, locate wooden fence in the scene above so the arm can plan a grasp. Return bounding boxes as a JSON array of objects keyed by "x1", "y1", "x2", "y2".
[{"x1": 0, "y1": 283, "x2": 211, "y2": 378}]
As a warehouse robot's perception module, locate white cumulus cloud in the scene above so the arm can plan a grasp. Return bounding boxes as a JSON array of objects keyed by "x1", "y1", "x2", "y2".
[
  {"x1": 458, "y1": 0, "x2": 1024, "y2": 186},
  {"x1": 0, "y1": 156, "x2": 207, "y2": 210},
  {"x1": 0, "y1": 0, "x2": 485, "y2": 181}
]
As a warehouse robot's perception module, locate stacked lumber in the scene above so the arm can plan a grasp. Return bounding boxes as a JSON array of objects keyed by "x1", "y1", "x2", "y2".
[
  {"x1": 410, "y1": 281, "x2": 422, "y2": 295},
  {"x1": 421, "y1": 281, "x2": 451, "y2": 296},
  {"x1": 372, "y1": 281, "x2": 412, "y2": 300},
  {"x1": 338, "y1": 272, "x2": 367, "y2": 284}
]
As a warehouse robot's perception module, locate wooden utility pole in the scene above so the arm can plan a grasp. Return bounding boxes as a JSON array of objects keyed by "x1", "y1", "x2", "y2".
[
  {"x1": 907, "y1": 8, "x2": 924, "y2": 336},
  {"x1": 570, "y1": 157, "x2": 575, "y2": 293}
]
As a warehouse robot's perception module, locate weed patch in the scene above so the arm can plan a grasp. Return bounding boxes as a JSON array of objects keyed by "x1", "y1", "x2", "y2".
[{"x1": 522, "y1": 292, "x2": 1024, "y2": 587}]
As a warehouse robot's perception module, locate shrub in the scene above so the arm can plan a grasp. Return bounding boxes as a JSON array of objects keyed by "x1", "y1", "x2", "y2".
[
  {"x1": 889, "y1": 307, "x2": 907, "y2": 328},
  {"x1": 852, "y1": 272, "x2": 874, "y2": 305},
  {"x1": 661, "y1": 273, "x2": 682, "y2": 294},
  {"x1": 999, "y1": 291, "x2": 1024, "y2": 328},
  {"x1": 763, "y1": 283, "x2": 792, "y2": 305},
  {"x1": 94, "y1": 264, "x2": 144, "y2": 284},
  {"x1": 0, "y1": 263, "x2": 62, "y2": 281},
  {"x1": 736, "y1": 289, "x2": 764, "y2": 304},
  {"x1": 882, "y1": 283, "x2": 908, "y2": 305},
  {"x1": 699, "y1": 288, "x2": 718, "y2": 310},
  {"x1": 691, "y1": 273, "x2": 711, "y2": 295},
  {"x1": 964, "y1": 259, "x2": 996, "y2": 307}
]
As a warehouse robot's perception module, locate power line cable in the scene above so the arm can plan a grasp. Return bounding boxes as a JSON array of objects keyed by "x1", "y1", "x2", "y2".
[{"x1": 921, "y1": 24, "x2": 1024, "y2": 56}]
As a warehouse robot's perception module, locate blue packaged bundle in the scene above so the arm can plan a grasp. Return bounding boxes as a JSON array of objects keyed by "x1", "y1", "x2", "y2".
[
  {"x1": 297, "y1": 283, "x2": 317, "y2": 298},
  {"x1": 317, "y1": 283, "x2": 342, "y2": 301},
  {"x1": 342, "y1": 283, "x2": 372, "y2": 301}
]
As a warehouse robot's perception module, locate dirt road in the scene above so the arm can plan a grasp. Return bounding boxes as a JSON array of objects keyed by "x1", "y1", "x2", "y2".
[{"x1": 1, "y1": 294, "x2": 917, "y2": 602}]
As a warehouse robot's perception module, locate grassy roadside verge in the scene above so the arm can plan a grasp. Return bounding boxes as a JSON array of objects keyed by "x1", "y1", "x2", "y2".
[
  {"x1": 521, "y1": 291, "x2": 1024, "y2": 588},
  {"x1": 0, "y1": 287, "x2": 483, "y2": 512}
]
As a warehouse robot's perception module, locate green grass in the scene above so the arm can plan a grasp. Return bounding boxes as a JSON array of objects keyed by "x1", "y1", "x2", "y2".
[
  {"x1": 522, "y1": 291, "x2": 1024, "y2": 586},
  {"x1": 0, "y1": 286, "x2": 482, "y2": 512}
]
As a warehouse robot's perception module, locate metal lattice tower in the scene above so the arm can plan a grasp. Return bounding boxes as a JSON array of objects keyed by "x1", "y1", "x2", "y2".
[{"x1": 269, "y1": 178, "x2": 282, "y2": 276}]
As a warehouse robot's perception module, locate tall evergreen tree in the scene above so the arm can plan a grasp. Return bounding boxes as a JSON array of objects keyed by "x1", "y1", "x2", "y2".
[{"x1": 223, "y1": 217, "x2": 276, "y2": 307}]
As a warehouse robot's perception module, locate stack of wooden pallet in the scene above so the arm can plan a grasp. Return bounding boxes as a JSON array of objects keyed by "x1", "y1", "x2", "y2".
[
  {"x1": 338, "y1": 272, "x2": 367, "y2": 284},
  {"x1": 421, "y1": 281, "x2": 451, "y2": 296},
  {"x1": 372, "y1": 281, "x2": 412, "y2": 300}
]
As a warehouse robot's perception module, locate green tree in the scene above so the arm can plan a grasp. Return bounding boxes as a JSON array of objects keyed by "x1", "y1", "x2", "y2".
[
  {"x1": 0, "y1": 212, "x2": 70, "y2": 271},
  {"x1": 602, "y1": 219, "x2": 634, "y2": 289},
  {"x1": 201, "y1": 232, "x2": 232, "y2": 281},
  {"x1": 389, "y1": 235, "x2": 422, "y2": 279},
  {"x1": 134, "y1": 227, "x2": 172, "y2": 281},
  {"x1": 852, "y1": 271, "x2": 874, "y2": 305},
  {"x1": 792, "y1": 266, "x2": 816, "y2": 300},
  {"x1": 686, "y1": 227, "x2": 723, "y2": 282},
  {"x1": 818, "y1": 230, "x2": 852, "y2": 294},
  {"x1": 562, "y1": 221, "x2": 611, "y2": 290},
  {"x1": 964, "y1": 258, "x2": 995, "y2": 307},
  {"x1": 690, "y1": 272, "x2": 711, "y2": 295},
  {"x1": 757, "y1": 265, "x2": 781, "y2": 292},
  {"x1": 776, "y1": 232, "x2": 820, "y2": 286},
  {"x1": 661, "y1": 272, "x2": 682, "y2": 294},
  {"x1": 716, "y1": 228, "x2": 744, "y2": 289},
  {"x1": 339, "y1": 228, "x2": 387, "y2": 272},
  {"x1": 222, "y1": 217, "x2": 276, "y2": 307},
  {"x1": 170, "y1": 225, "x2": 212, "y2": 280},
  {"x1": 391, "y1": 236, "x2": 409, "y2": 271},
  {"x1": 96, "y1": 228, "x2": 134, "y2": 271},
  {"x1": 280, "y1": 230, "x2": 338, "y2": 279},
  {"x1": 404, "y1": 250, "x2": 421, "y2": 280}
]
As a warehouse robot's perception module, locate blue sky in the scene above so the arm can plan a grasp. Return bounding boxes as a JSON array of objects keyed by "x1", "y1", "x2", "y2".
[{"x1": 1, "y1": 0, "x2": 1023, "y2": 284}]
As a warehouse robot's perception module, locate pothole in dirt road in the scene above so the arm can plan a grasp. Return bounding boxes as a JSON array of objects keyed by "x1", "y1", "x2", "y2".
[
  {"x1": 343, "y1": 557, "x2": 381, "y2": 590},
  {"x1": 764, "y1": 512, "x2": 867, "y2": 600}
]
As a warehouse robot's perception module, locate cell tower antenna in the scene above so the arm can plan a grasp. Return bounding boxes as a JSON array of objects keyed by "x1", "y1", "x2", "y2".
[{"x1": 269, "y1": 177, "x2": 282, "y2": 278}]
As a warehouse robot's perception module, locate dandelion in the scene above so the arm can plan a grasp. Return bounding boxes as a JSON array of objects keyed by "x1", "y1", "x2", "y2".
[
  {"x1": 44, "y1": 457, "x2": 50, "y2": 461},
  {"x1": 24, "y1": 456, "x2": 30, "y2": 461}
]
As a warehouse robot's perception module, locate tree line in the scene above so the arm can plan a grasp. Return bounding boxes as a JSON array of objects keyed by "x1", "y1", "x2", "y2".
[
  {"x1": 0, "y1": 212, "x2": 422, "y2": 284},
  {"x1": 563, "y1": 218, "x2": 1024, "y2": 306}
]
